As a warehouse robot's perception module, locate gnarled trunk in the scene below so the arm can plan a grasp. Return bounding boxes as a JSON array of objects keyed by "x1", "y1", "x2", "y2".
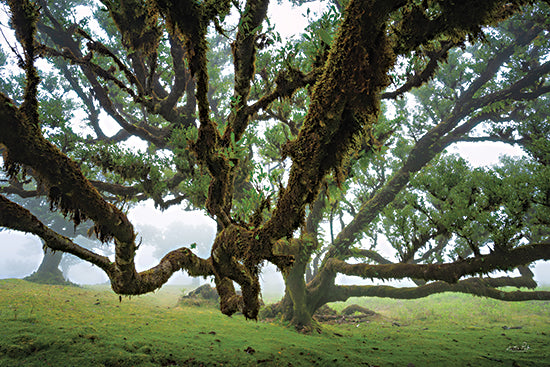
[{"x1": 283, "y1": 256, "x2": 317, "y2": 332}]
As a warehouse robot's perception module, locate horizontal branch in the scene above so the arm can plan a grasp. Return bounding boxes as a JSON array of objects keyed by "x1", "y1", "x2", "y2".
[
  {"x1": 0, "y1": 194, "x2": 114, "y2": 271},
  {"x1": 327, "y1": 243, "x2": 550, "y2": 283},
  {"x1": 112, "y1": 247, "x2": 214, "y2": 295},
  {"x1": 0, "y1": 185, "x2": 40, "y2": 198},
  {"x1": 458, "y1": 136, "x2": 523, "y2": 145},
  {"x1": 0, "y1": 193, "x2": 214, "y2": 295},
  {"x1": 332, "y1": 277, "x2": 550, "y2": 302}
]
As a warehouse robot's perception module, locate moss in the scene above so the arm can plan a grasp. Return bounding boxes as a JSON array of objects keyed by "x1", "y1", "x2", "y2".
[
  {"x1": 104, "y1": 0, "x2": 162, "y2": 54},
  {"x1": 24, "y1": 271, "x2": 75, "y2": 286}
]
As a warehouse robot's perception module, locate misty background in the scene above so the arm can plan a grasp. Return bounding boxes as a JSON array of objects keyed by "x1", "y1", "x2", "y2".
[{"x1": 2, "y1": 136, "x2": 549, "y2": 292}]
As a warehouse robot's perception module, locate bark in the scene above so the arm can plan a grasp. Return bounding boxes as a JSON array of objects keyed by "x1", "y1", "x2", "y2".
[
  {"x1": 281, "y1": 239, "x2": 321, "y2": 332},
  {"x1": 326, "y1": 243, "x2": 550, "y2": 284},
  {"x1": 329, "y1": 277, "x2": 550, "y2": 302},
  {"x1": 259, "y1": 0, "x2": 398, "y2": 243},
  {"x1": 284, "y1": 259, "x2": 315, "y2": 332}
]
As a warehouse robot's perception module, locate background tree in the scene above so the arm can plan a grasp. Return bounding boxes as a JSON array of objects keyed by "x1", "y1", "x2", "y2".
[
  {"x1": 0, "y1": 165, "x2": 107, "y2": 284},
  {"x1": 1, "y1": 0, "x2": 549, "y2": 333},
  {"x1": 15, "y1": 197, "x2": 102, "y2": 284}
]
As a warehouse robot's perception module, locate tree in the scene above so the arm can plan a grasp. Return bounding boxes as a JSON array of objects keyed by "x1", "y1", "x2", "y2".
[
  {"x1": 1, "y1": 173, "x2": 109, "y2": 284},
  {"x1": 18, "y1": 197, "x2": 99, "y2": 284},
  {"x1": 1, "y1": 0, "x2": 549, "y2": 333}
]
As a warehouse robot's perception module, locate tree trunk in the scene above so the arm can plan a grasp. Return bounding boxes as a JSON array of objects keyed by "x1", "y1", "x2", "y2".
[
  {"x1": 24, "y1": 244, "x2": 69, "y2": 285},
  {"x1": 283, "y1": 258, "x2": 316, "y2": 331}
]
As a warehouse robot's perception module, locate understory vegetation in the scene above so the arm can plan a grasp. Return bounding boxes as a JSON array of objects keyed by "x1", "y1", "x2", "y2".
[{"x1": 1, "y1": 279, "x2": 548, "y2": 366}]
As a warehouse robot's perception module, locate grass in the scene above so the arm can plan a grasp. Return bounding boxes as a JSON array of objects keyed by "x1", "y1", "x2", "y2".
[{"x1": 0, "y1": 279, "x2": 549, "y2": 366}]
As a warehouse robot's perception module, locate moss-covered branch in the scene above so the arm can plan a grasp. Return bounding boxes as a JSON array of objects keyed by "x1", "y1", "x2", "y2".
[
  {"x1": 331, "y1": 277, "x2": 550, "y2": 302},
  {"x1": 0, "y1": 193, "x2": 213, "y2": 295},
  {"x1": 7, "y1": 0, "x2": 40, "y2": 124},
  {"x1": 260, "y1": 0, "x2": 398, "y2": 243},
  {"x1": 1, "y1": 93, "x2": 135, "y2": 244},
  {"x1": 391, "y1": 0, "x2": 530, "y2": 56},
  {"x1": 0, "y1": 194, "x2": 114, "y2": 272},
  {"x1": 326, "y1": 243, "x2": 550, "y2": 283}
]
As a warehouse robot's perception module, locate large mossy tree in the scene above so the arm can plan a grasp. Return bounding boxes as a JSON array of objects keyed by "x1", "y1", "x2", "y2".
[{"x1": 1, "y1": 0, "x2": 549, "y2": 331}]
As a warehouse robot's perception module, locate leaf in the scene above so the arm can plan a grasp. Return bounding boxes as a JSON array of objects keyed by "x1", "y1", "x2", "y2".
[{"x1": 318, "y1": 29, "x2": 332, "y2": 45}]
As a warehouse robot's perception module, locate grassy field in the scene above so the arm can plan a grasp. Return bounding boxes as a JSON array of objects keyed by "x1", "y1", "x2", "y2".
[{"x1": 0, "y1": 279, "x2": 549, "y2": 366}]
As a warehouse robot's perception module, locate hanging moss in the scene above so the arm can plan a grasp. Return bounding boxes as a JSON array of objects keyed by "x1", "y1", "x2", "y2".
[{"x1": 103, "y1": 0, "x2": 162, "y2": 54}]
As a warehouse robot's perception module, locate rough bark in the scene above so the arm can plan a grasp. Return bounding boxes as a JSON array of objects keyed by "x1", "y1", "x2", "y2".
[{"x1": 326, "y1": 243, "x2": 550, "y2": 283}]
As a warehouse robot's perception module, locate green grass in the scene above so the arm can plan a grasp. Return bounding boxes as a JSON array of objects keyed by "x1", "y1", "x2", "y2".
[{"x1": 1, "y1": 279, "x2": 549, "y2": 366}]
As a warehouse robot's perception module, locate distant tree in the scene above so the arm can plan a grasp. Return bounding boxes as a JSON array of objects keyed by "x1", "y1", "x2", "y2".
[
  {"x1": 20, "y1": 197, "x2": 92, "y2": 284},
  {"x1": 0, "y1": 178, "x2": 109, "y2": 284},
  {"x1": 1, "y1": 0, "x2": 549, "y2": 333}
]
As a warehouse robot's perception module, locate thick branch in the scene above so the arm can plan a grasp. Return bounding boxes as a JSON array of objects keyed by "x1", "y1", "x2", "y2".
[
  {"x1": 0, "y1": 194, "x2": 114, "y2": 271},
  {"x1": 327, "y1": 243, "x2": 550, "y2": 283},
  {"x1": 113, "y1": 247, "x2": 214, "y2": 295},
  {"x1": 0, "y1": 93, "x2": 135, "y2": 245},
  {"x1": 331, "y1": 278, "x2": 550, "y2": 302},
  {"x1": 0, "y1": 193, "x2": 213, "y2": 295},
  {"x1": 260, "y1": 0, "x2": 399, "y2": 243}
]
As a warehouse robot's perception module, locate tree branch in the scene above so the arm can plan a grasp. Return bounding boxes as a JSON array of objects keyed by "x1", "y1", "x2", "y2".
[
  {"x1": 382, "y1": 41, "x2": 456, "y2": 100},
  {"x1": 224, "y1": 0, "x2": 270, "y2": 142},
  {"x1": 0, "y1": 194, "x2": 114, "y2": 271},
  {"x1": 0, "y1": 193, "x2": 214, "y2": 295},
  {"x1": 1, "y1": 92, "x2": 135, "y2": 245},
  {"x1": 331, "y1": 277, "x2": 550, "y2": 302},
  {"x1": 326, "y1": 242, "x2": 550, "y2": 283}
]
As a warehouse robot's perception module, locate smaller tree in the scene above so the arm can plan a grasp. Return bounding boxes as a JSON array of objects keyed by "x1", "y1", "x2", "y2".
[{"x1": 0, "y1": 193, "x2": 104, "y2": 284}]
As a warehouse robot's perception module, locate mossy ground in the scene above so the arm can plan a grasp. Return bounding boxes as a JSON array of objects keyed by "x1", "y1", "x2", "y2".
[{"x1": 0, "y1": 279, "x2": 548, "y2": 366}]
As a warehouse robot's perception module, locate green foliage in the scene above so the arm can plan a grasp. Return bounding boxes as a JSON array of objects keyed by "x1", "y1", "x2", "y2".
[{"x1": 353, "y1": 4, "x2": 550, "y2": 265}]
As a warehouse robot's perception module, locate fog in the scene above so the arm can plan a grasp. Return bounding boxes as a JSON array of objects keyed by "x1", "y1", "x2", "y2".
[
  {"x1": 1, "y1": 140, "x2": 549, "y2": 292},
  {"x1": 1, "y1": 200, "x2": 549, "y2": 294}
]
